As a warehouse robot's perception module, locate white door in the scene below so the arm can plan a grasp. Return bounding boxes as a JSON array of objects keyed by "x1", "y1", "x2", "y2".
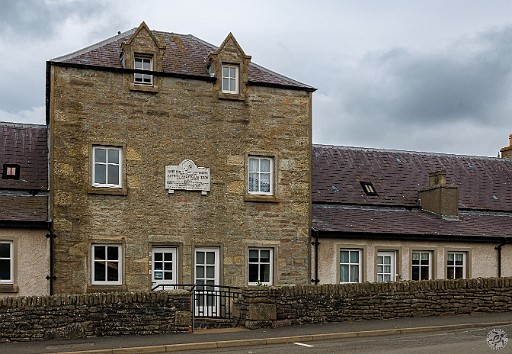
[
  {"x1": 377, "y1": 251, "x2": 396, "y2": 282},
  {"x1": 151, "y1": 247, "x2": 177, "y2": 290},
  {"x1": 194, "y1": 248, "x2": 220, "y2": 316}
]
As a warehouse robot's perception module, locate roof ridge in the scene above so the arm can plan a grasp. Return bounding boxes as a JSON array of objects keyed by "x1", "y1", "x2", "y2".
[
  {"x1": 0, "y1": 121, "x2": 46, "y2": 129},
  {"x1": 313, "y1": 143, "x2": 505, "y2": 161},
  {"x1": 50, "y1": 28, "x2": 137, "y2": 63}
]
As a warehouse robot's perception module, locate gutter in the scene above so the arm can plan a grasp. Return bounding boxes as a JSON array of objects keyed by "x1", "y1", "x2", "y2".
[
  {"x1": 495, "y1": 237, "x2": 512, "y2": 278},
  {"x1": 311, "y1": 228, "x2": 320, "y2": 284}
]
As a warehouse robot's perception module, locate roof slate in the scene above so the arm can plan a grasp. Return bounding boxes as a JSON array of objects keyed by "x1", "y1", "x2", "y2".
[
  {"x1": 0, "y1": 122, "x2": 48, "y2": 224},
  {"x1": 51, "y1": 29, "x2": 315, "y2": 91},
  {"x1": 312, "y1": 145, "x2": 512, "y2": 238}
]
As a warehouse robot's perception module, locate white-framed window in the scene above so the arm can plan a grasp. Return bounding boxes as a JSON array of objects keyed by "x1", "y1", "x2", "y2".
[
  {"x1": 92, "y1": 244, "x2": 122, "y2": 285},
  {"x1": 152, "y1": 247, "x2": 177, "y2": 290},
  {"x1": 221, "y1": 64, "x2": 239, "y2": 94},
  {"x1": 134, "y1": 55, "x2": 153, "y2": 85},
  {"x1": 248, "y1": 156, "x2": 273, "y2": 195},
  {"x1": 412, "y1": 251, "x2": 432, "y2": 280},
  {"x1": 92, "y1": 146, "x2": 122, "y2": 188},
  {"x1": 377, "y1": 251, "x2": 396, "y2": 282},
  {"x1": 248, "y1": 248, "x2": 273, "y2": 286},
  {"x1": 340, "y1": 249, "x2": 361, "y2": 283},
  {"x1": 0, "y1": 241, "x2": 13, "y2": 284},
  {"x1": 447, "y1": 252, "x2": 466, "y2": 279}
]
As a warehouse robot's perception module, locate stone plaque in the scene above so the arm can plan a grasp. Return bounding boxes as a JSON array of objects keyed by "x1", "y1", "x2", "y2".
[{"x1": 165, "y1": 159, "x2": 210, "y2": 195}]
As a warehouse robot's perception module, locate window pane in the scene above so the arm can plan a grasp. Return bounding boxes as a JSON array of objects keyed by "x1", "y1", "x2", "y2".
[
  {"x1": 340, "y1": 264, "x2": 348, "y2": 282},
  {"x1": 135, "y1": 58, "x2": 142, "y2": 69},
  {"x1": 447, "y1": 253, "x2": 454, "y2": 263},
  {"x1": 222, "y1": 78, "x2": 229, "y2": 90},
  {"x1": 143, "y1": 59, "x2": 151, "y2": 70},
  {"x1": 248, "y1": 173, "x2": 258, "y2": 192},
  {"x1": 94, "y1": 246, "x2": 105, "y2": 260},
  {"x1": 107, "y1": 246, "x2": 118, "y2": 261},
  {"x1": 154, "y1": 253, "x2": 162, "y2": 262},
  {"x1": 420, "y1": 267, "x2": 429, "y2": 280},
  {"x1": 0, "y1": 243, "x2": 10, "y2": 258},
  {"x1": 196, "y1": 265, "x2": 204, "y2": 278},
  {"x1": 260, "y1": 264, "x2": 270, "y2": 282},
  {"x1": 196, "y1": 252, "x2": 204, "y2": 265},
  {"x1": 260, "y1": 174, "x2": 270, "y2": 193},
  {"x1": 95, "y1": 164, "x2": 106, "y2": 184},
  {"x1": 95, "y1": 148, "x2": 106, "y2": 163},
  {"x1": 260, "y1": 159, "x2": 270, "y2": 172},
  {"x1": 164, "y1": 263, "x2": 172, "y2": 271},
  {"x1": 154, "y1": 262, "x2": 163, "y2": 271},
  {"x1": 0, "y1": 259, "x2": 10, "y2": 280},
  {"x1": 107, "y1": 262, "x2": 118, "y2": 281},
  {"x1": 249, "y1": 249, "x2": 259, "y2": 262},
  {"x1": 340, "y1": 251, "x2": 349, "y2": 263},
  {"x1": 164, "y1": 272, "x2": 172, "y2": 280},
  {"x1": 249, "y1": 264, "x2": 258, "y2": 282},
  {"x1": 260, "y1": 250, "x2": 270, "y2": 263},
  {"x1": 455, "y1": 254, "x2": 463, "y2": 265},
  {"x1": 206, "y1": 265, "x2": 214, "y2": 278},
  {"x1": 94, "y1": 262, "x2": 106, "y2": 281},
  {"x1": 164, "y1": 253, "x2": 173, "y2": 262},
  {"x1": 222, "y1": 66, "x2": 229, "y2": 77},
  {"x1": 350, "y1": 265, "x2": 359, "y2": 282},
  {"x1": 107, "y1": 165, "x2": 119, "y2": 185},
  {"x1": 108, "y1": 149, "x2": 119, "y2": 164},
  {"x1": 350, "y1": 251, "x2": 359, "y2": 263},
  {"x1": 412, "y1": 253, "x2": 419, "y2": 261},
  {"x1": 412, "y1": 267, "x2": 419, "y2": 280},
  {"x1": 455, "y1": 267, "x2": 463, "y2": 278},
  {"x1": 206, "y1": 252, "x2": 215, "y2": 265},
  {"x1": 248, "y1": 158, "x2": 259, "y2": 173}
]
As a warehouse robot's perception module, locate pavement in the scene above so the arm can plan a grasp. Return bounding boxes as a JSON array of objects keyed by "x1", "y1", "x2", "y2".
[{"x1": 2, "y1": 311, "x2": 512, "y2": 354}]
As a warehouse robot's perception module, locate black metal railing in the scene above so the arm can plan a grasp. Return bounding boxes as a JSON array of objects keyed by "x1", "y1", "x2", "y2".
[{"x1": 151, "y1": 283, "x2": 241, "y2": 322}]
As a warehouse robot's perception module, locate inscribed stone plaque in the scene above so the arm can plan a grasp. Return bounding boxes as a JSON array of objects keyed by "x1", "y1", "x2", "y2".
[{"x1": 165, "y1": 159, "x2": 210, "y2": 195}]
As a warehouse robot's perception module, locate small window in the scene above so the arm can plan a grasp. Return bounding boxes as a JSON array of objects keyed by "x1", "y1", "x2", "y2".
[
  {"x1": 222, "y1": 65, "x2": 239, "y2": 94},
  {"x1": 248, "y1": 156, "x2": 273, "y2": 195},
  {"x1": 2, "y1": 164, "x2": 20, "y2": 180},
  {"x1": 340, "y1": 249, "x2": 362, "y2": 283},
  {"x1": 360, "y1": 181, "x2": 377, "y2": 196},
  {"x1": 0, "y1": 241, "x2": 13, "y2": 284},
  {"x1": 134, "y1": 55, "x2": 153, "y2": 85},
  {"x1": 248, "y1": 248, "x2": 273, "y2": 286},
  {"x1": 92, "y1": 146, "x2": 122, "y2": 188},
  {"x1": 447, "y1": 252, "x2": 466, "y2": 279},
  {"x1": 412, "y1": 251, "x2": 432, "y2": 280},
  {"x1": 92, "y1": 244, "x2": 122, "y2": 285}
]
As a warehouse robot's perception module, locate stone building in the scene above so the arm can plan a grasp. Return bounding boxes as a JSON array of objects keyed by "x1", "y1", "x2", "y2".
[
  {"x1": 47, "y1": 23, "x2": 314, "y2": 294},
  {"x1": 312, "y1": 143, "x2": 512, "y2": 284},
  {"x1": 0, "y1": 122, "x2": 50, "y2": 297}
]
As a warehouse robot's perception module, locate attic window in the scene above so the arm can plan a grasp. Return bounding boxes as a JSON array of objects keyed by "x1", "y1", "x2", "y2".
[
  {"x1": 134, "y1": 55, "x2": 153, "y2": 85},
  {"x1": 2, "y1": 164, "x2": 20, "y2": 180},
  {"x1": 360, "y1": 181, "x2": 378, "y2": 196},
  {"x1": 222, "y1": 64, "x2": 239, "y2": 94}
]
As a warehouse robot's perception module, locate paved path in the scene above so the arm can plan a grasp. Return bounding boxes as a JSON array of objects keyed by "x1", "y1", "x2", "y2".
[{"x1": 2, "y1": 312, "x2": 512, "y2": 353}]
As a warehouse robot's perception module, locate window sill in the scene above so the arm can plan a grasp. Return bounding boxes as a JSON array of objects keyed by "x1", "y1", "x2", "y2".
[
  {"x1": 88, "y1": 186, "x2": 127, "y2": 196},
  {"x1": 0, "y1": 284, "x2": 18, "y2": 293},
  {"x1": 244, "y1": 194, "x2": 279, "y2": 203},
  {"x1": 87, "y1": 284, "x2": 127, "y2": 293},
  {"x1": 218, "y1": 91, "x2": 245, "y2": 101},
  {"x1": 130, "y1": 83, "x2": 159, "y2": 93}
]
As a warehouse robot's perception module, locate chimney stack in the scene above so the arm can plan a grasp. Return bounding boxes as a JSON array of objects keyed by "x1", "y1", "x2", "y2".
[
  {"x1": 418, "y1": 169, "x2": 459, "y2": 220},
  {"x1": 500, "y1": 134, "x2": 512, "y2": 158}
]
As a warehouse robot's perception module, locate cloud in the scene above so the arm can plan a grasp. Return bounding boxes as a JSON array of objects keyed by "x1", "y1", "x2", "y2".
[
  {"x1": 0, "y1": 0, "x2": 112, "y2": 40},
  {"x1": 313, "y1": 26, "x2": 512, "y2": 156},
  {"x1": 0, "y1": 106, "x2": 45, "y2": 125}
]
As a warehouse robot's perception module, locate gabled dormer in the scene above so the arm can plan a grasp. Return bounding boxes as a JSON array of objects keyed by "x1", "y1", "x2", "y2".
[
  {"x1": 208, "y1": 33, "x2": 251, "y2": 100},
  {"x1": 121, "y1": 22, "x2": 165, "y2": 93}
]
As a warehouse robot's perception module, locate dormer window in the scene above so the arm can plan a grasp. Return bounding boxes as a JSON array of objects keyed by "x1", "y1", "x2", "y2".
[
  {"x1": 134, "y1": 55, "x2": 153, "y2": 85},
  {"x1": 222, "y1": 65, "x2": 239, "y2": 94},
  {"x1": 2, "y1": 163, "x2": 20, "y2": 180},
  {"x1": 360, "y1": 181, "x2": 378, "y2": 196}
]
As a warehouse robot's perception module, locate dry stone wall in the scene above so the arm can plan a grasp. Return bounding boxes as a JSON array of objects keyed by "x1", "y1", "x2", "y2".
[
  {"x1": 234, "y1": 278, "x2": 512, "y2": 328},
  {"x1": 0, "y1": 291, "x2": 190, "y2": 342}
]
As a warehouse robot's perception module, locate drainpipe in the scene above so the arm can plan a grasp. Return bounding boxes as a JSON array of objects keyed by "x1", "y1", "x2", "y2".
[
  {"x1": 46, "y1": 223, "x2": 56, "y2": 295},
  {"x1": 495, "y1": 238, "x2": 512, "y2": 278},
  {"x1": 311, "y1": 228, "x2": 320, "y2": 285}
]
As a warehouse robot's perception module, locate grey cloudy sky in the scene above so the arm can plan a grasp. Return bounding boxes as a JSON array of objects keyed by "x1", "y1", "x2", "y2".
[{"x1": 1, "y1": 0, "x2": 511, "y2": 156}]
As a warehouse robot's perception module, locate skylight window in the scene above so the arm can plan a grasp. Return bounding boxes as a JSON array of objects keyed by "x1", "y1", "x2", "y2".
[
  {"x1": 360, "y1": 181, "x2": 378, "y2": 196},
  {"x1": 2, "y1": 164, "x2": 20, "y2": 180}
]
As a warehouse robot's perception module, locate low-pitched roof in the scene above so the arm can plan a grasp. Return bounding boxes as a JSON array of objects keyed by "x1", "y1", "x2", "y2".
[
  {"x1": 50, "y1": 29, "x2": 315, "y2": 92},
  {"x1": 312, "y1": 145, "x2": 512, "y2": 239},
  {"x1": 0, "y1": 122, "x2": 48, "y2": 224}
]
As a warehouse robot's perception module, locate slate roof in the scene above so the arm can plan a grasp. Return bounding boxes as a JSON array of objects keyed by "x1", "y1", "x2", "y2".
[
  {"x1": 0, "y1": 122, "x2": 48, "y2": 224},
  {"x1": 50, "y1": 29, "x2": 315, "y2": 92},
  {"x1": 312, "y1": 145, "x2": 512, "y2": 239}
]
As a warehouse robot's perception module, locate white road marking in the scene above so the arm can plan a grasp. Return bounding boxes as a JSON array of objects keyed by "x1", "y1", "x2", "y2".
[{"x1": 294, "y1": 342, "x2": 314, "y2": 348}]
